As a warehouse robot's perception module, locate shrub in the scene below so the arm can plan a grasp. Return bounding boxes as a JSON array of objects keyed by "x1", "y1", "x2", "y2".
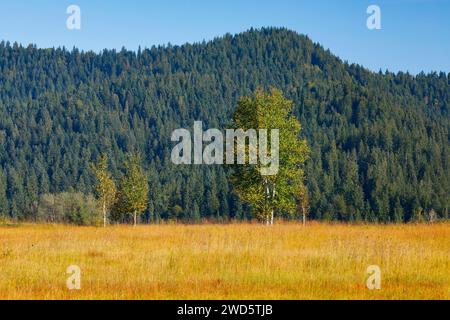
[
  {"x1": 37, "y1": 193, "x2": 101, "y2": 226},
  {"x1": 0, "y1": 214, "x2": 14, "y2": 226}
]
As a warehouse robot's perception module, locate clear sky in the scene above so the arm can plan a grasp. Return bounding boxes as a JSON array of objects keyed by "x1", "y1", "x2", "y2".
[{"x1": 0, "y1": 0, "x2": 448, "y2": 74}]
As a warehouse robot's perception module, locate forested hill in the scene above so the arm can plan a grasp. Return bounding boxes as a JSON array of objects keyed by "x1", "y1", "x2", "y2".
[{"x1": 0, "y1": 28, "x2": 448, "y2": 222}]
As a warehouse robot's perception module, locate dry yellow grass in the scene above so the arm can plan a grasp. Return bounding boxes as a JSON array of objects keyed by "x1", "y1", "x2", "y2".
[{"x1": 0, "y1": 222, "x2": 449, "y2": 300}]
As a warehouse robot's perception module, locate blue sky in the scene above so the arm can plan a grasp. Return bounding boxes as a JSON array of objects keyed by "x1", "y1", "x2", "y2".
[{"x1": 0, "y1": 0, "x2": 448, "y2": 74}]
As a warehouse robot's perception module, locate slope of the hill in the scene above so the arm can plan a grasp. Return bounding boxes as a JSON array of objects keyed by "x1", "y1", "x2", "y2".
[{"x1": 0, "y1": 28, "x2": 448, "y2": 221}]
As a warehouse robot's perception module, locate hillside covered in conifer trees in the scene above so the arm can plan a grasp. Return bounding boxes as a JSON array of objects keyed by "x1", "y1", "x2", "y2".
[{"x1": 0, "y1": 28, "x2": 448, "y2": 222}]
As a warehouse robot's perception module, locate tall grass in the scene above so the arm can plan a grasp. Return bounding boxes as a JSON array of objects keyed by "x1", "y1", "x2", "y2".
[{"x1": 0, "y1": 222, "x2": 448, "y2": 299}]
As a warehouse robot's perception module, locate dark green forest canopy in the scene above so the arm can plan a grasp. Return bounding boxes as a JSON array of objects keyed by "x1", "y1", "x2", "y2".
[{"x1": 0, "y1": 27, "x2": 448, "y2": 222}]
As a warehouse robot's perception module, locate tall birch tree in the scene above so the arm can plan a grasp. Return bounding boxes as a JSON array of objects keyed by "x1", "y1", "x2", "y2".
[
  {"x1": 231, "y1": 88, "x2": 309, "y2": 224},
  {"x1": 117, "y1": 153, "x2": 149, "y2": 226},
  {"x1": 92, "y1": 154, "x2": 117, "y2": 227}
]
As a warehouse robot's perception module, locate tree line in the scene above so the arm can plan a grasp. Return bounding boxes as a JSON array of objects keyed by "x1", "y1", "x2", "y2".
[{"x1": 0, "y1": 28, "x2": 448, "y2": 223}]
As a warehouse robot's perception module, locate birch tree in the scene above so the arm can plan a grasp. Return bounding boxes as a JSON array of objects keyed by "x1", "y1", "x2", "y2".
[
  {"x1": 117, "y1": 153, "x2": 149, "y2": 226},
  {"x1": 92, "y1": 154, "x2": 117, "y2": 227},
  {"x1": 231, "y1": 88, "x2": 309, "y2": 224},
  {"x1": 297, "y1": 184, "x2": 310, "y2": 226}
]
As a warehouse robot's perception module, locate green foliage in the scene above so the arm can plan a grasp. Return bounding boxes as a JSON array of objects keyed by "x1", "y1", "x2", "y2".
[
  {"x1": 0, "y1": 28, "x2": 448, "y2": 222},
  {"x1": 37, "y1": 192, "x2": 101, "y2": 226},
  {"x1": 297, "y1": 183, "x2": 310, "y2": 225},
  {"x1": 170, "y1": 204, "x2": 183, "y2": 220},
  {"x1": 0, "y1": 169, "x2": 8, "y2": 217},
  {"x1": 115, "y1": 153, "x2": 149, "y2": 225},
  {"x1": 231, "y1": 88, "x2": 309, "y2": 223},
  {"x1": 92, "y1": 154, "x2": 117, "y2": 226}
]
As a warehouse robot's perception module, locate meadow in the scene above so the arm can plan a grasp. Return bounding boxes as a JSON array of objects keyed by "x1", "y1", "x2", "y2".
[{"x1": 0, "y1": 222, "x2": 449, "y2": 300}]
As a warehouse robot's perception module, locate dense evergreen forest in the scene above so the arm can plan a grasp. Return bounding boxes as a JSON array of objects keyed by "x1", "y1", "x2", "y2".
[{"x1": 0, "y1": 28, "x2": 448, "y2": 223}]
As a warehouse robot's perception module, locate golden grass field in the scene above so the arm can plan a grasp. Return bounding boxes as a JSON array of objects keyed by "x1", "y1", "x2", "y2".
[{"x1": 0, "y1": 222, "x2": 449, "y2": 300}]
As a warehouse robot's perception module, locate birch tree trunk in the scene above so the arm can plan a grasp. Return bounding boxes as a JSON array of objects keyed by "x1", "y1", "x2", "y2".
[
  {"x1": 103, "y1": 202, "x2": 107, "y2": 227},
  {"x1": 270, "y1": 183, "x2": 276, "y2": 225},
  {"x1": 265, "y1": 178, "x2": 270, "y2": 225},
  {"x1": 133, "y1": 210, "x2": 137, "y2": 226}
]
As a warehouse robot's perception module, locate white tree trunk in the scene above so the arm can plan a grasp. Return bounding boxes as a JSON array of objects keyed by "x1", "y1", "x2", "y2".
[
  {"x1": 133, "y1": 210, "x2": 137, "y2": 227},
  {"x1": 262, "y1": 179, "x2": 276, "y2": 225},
  {"x1": 103, "y1": 202, "x2": 107, "y2": 227},
  {"x1": 271, "y1": 183, "x2": 276, "y2": 225},
  {"x1": 264, "y1": 178, "x2": 270, "y2": 225}
]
